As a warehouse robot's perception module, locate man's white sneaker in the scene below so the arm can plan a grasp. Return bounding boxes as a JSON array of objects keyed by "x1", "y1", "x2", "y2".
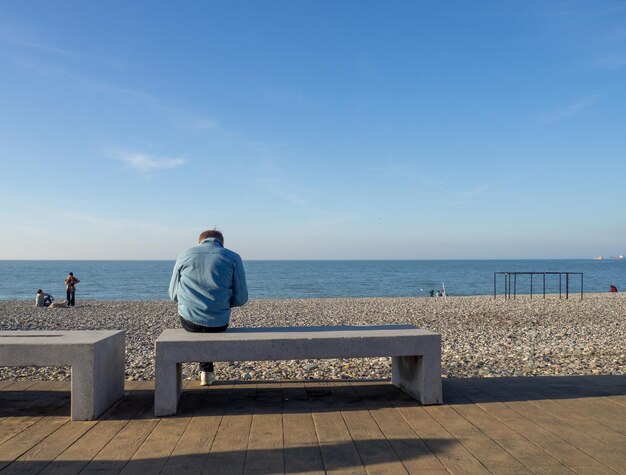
[{"x1": 200, "y1": 371, "x2": 216, "y2": 386}]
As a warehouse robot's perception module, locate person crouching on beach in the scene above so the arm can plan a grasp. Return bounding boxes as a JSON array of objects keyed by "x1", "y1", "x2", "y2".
[
  {"x1": 65, "y1": 272, "x2": 80, "y2": 307},
  {"x1": 169, "y1": 229, "x2": 248, "y2": 386},
  {"x1": 35, "y1": 289, "x2": 54, "y2": 307}
]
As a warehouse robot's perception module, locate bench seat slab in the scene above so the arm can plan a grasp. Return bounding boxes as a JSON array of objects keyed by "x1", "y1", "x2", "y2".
[{"x1": 155, "y1": 325, "x2": 442, "y2": 416}]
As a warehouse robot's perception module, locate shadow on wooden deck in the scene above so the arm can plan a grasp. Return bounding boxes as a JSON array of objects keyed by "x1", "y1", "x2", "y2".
[
  {"x1": 1, "y1": 375, "x2": 625, "y2": 473},
  {"x1": 2, "y1": 438, "x2": 457, "y2": 474},
  {"x1": 1, "y1": 374, "x2": 624, "y2": 419}
]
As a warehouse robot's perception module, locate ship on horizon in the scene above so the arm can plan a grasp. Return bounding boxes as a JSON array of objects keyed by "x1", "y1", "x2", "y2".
[{"x1": 592, "y1": 255, "x2": 624, "y2": 260}]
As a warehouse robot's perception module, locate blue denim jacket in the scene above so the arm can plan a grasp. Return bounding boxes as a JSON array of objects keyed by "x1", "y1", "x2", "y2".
[{"x1": 169, "y1": 238, "x2": 248, "y2": 327}]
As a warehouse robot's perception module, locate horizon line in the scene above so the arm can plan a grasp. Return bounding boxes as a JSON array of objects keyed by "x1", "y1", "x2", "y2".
[{"x1": 0, "y1": 257, "x2": 618, "y2": 262}]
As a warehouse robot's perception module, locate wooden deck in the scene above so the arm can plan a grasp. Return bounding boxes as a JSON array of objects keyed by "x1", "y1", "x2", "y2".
[{"x1": 0, "y1": 375, "x2": 624, "y2": 474}]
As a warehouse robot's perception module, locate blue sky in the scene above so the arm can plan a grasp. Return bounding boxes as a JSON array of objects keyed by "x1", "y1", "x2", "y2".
[{"x1": 1, "y1": 1, "x2": 625, "y2": 259}]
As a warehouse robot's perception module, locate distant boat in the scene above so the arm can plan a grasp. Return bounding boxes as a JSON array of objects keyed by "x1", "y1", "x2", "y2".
[
  {"x1": 592, "y1": 255, "x2": 623, "y2": 260},
  {"x1": 610, "y1": 255, "x2": 625, "y2": 260},
  {"x1": 593, "y1": 256, "x2": 605, "y2": 260}
]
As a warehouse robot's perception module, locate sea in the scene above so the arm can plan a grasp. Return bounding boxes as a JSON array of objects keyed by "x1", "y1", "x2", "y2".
[{"x1": 1, "y1": 259, "x2": 625, "y2": 301}]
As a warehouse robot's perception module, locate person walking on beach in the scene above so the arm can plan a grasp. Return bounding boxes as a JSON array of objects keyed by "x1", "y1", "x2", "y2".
[
  {"x1": 65, "y1": 272, "x2": 79, "y2": 307},
  {"x1": 169, "y1": 229, "x2": 248, "y2": 386},
  {"x1": 35, "y1": 289, "x2": 54, "y2": 307}
]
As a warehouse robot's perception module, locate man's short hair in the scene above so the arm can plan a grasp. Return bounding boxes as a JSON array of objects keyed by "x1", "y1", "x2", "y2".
[{"x1": 199, "y1": 229, "x2": 224, "y2": 243}]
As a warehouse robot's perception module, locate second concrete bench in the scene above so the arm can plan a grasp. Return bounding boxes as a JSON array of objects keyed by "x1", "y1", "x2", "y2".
[
  {"x1": 0, "y1": 330, "x2": 125, "y2": 420},
  {"x1": 155, "y1": 325, "x2": 442, "y2": 416}
]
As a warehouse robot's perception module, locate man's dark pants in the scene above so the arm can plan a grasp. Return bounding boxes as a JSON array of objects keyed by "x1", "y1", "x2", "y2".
[
  {"x1": 66, "y1": 291, "x2": 75, "y2": 306},
  {"x1": 179, "y1": 317, "x2": 228, "y2": 372}
]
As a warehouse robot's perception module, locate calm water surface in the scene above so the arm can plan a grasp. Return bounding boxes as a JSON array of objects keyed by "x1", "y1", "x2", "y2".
[{"x1": 0, "y1": 260, "x2": 624, "y2": 301}]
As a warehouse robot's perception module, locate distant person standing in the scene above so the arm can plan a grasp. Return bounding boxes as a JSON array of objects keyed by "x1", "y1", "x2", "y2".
[
  {"x1": 35, "y1": 289, "x2": 54, "y2": 307},
  {"x1": 65, "y1": 272, "x2": 80, "y2": 306},
  {"x1": 169, "y1": 229, "x2": 248, "y2": 386}
]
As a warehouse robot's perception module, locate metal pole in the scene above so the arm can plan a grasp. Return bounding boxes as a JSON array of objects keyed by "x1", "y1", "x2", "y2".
[
  {"x1": 530, "y1": 273, "x2": 533, "y2": 299},
  {"x1": 566, "y1": 273, "x2": 569, "y2": 299},
  {"x1": 514, "y1": 273, "x2": 517, "y2": 300},
  {"x1": 543, "y1": 272, "x2": 546, "y2": 299},
  {"x1": 493, "y1": 273, "x2": 496, "y2": 299},
  {"x1": 504, "y1": 272, "x2": 511, "y2": 299},
  {"x1": 581, "y1": 273, "x2": 584, "y2": 300},
  {"x1": 559, "y1": 273, "x2": 562, "y2": 299}
]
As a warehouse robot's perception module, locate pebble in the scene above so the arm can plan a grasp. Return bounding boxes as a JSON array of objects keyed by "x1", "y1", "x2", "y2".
[{"x1": 0, "y1": 294, "x2": 624, "y2": 382}]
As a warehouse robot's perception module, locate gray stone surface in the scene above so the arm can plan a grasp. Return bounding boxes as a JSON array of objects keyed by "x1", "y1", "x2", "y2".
[
  {"x1": 155, "y1": 325, "x2": 442, "y2": 416},
  {"x1": 0, "y1": 330, "x2": 125, "y2": 420}
]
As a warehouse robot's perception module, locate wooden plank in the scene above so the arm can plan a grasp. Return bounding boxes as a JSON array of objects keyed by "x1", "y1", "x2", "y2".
[
  {"x1": 0, "y1": 394, "x2": 71, "y2": 471},
  {"x1": 491, "y1": 376, "x2": 626, "y2": 436},
  {"x1": 424, "y1": 402, "x2": 533, "y2": 474},
  {"x1": 466, "y1": 379, "x2": 619, "y2": 474},
  {"x1": 119, "y1": 380, "x2": 194, "y2": 475},
  {"x1": 281, "y1": 381, "x2": 325, "y2": 475},
  {"x1": 343, "y1": 382, "x2": 444, "y2": 474},
  {"x1": 119, "y1": 417, "x2": 191, "y2": 474},
  {"x1": 360, "y1": 382, "x2": 489, "y2": 474},
  {"x1": 570, "y1": 397, "x2": 626, "y2": 434},
  {"x1": 40, "y1": 381, "x2": 147, "y2": 475},
  {"x1": 0, "y1": 379, "x2": 23, "y2": 390},
  {"x1": 7, "y1": 376, "x2": 623, "y2": 475},
  {"x1": 243, "y1": 381, "x2": 284, "y2": 474},
  {"x1": 527, "y1": 396, "x2": 626, "y2": 450},
  {"x1": 447, "y1": 393, "x2": 574, "y2": 474},
  {"x1": 0, "y1": 381, "x2": 70, "y2": 431},
  {"x1": 310, "y1": 381, "x2": 366, "y2": 474},
  {"x1": 0, "y1": 380, "x2": 53, "y2": 409},
  {"x1": 606, "y1": 395, "x2": 626, "y2": 407},
  {"x1": 0, "y1": 381, "x2": 70, "y2": 444},
  {"x1": 2, "y1": 420, "x2": 96, "y2": 474},
  {"x1": 500, "y1": 399, "x2": 626, "y2": 473},
  {"x1": 0, "y1": 380, "x2": 68, "y2": 412},
  {"x1": 473, "y1": 377, "x2": 626, "y2": 471},
  {"x1": 161, "y1": 381, "x2": 233, "y2": 475},
  {"x1": 81, "y1": 381, "x2": 159, "y2": 474},
  {"x1": 200, "y1": 381, "x2": 256, "y2": 475},
  {"x1": 336, "y1": 384, "x2": 410, "y2": 475},
  {"x1": 0, "y1": 380, "x2": 42, "y2": 393}
]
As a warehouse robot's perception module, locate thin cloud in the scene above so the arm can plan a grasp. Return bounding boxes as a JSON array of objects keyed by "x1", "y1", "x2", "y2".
[
  {"x1": 461, "y1": 185, "x2": 500, "y2": 201},
  {"x1": 3, "y1": 22, "x2": 226, "y2": 142},
  {"x1": 61, "y1": 211, "x2": 179, "y2": 234},
  {"x1": 260, "y1": 175, "x2": 313, "y2": 208},
  {"x1": 108, "y1": 150, "x2": 186, "y2": 172},
  {"x1": 541, "y1": 94, "x2": 600, "y2": 124},
  {"x1": 0, "y1": 25, "x2": 81, "y2": 58},
  {"x1": 255, "y1": 160, "x2": 324, "y2": 210}
]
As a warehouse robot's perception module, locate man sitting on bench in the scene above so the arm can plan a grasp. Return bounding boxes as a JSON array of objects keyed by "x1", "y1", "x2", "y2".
[{"x1": 169, "y1": 229, "x2": 248, "y2": 386}]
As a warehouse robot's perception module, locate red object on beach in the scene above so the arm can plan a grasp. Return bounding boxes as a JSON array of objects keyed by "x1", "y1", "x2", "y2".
[{"x1": 610, "y1": 285, "x2": 618, "y2": 293}]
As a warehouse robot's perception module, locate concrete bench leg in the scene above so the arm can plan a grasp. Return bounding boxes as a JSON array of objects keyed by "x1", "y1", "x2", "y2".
[
  {"x1": 155, "y1": 360, "x2": 183, "y2": 416},
  {"x1": 392, "y1": 352, "x2": 442, "y2": 405},
  {"x1": 70, "y1": 334, "x2": 125, "y2": 420}
]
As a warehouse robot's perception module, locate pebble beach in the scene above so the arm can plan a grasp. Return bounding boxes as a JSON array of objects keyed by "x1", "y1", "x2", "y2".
[{"x1": 1, "y1": 294, "x2": 624, "y2": 382}]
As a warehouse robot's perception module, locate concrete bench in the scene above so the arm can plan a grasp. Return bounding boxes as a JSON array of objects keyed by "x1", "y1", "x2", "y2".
[
  {"x1": 0, "y1": 330, "x2": 125, "y2": 421},
  {"x1": 155, "y1": 325, "x2": 442, "y2": 416}
]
